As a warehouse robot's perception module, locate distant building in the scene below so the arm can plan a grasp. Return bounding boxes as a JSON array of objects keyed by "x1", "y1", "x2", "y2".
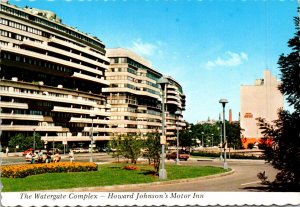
[
  {"x1": 240, "y1": 70, "x2": 283, "y2": 148},
  {"x1": 104, "y1": 48, "x2": 186, "y2": 140}
]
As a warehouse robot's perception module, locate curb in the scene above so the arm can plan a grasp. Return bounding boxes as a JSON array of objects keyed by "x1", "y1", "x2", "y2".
[{"x1": 44, "y1": 169, "x2": 235, "y2": 192}]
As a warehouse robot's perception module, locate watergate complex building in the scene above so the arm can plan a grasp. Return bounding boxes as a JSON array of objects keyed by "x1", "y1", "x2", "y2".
[{"x1": 0, "y1": 1, "x2": 186, "y2": 148}]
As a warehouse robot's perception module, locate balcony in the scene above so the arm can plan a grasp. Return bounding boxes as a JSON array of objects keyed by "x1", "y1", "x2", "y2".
[
  {"x1": 41, "y1": 135, "x2": 111, "y2": 142},
  {"x1": 0, "y1": 125, "x2": 66, "y2": 132},
  {"x1": 0, "y1": 101, "x2": 28, "y2": 109},
  {"x1": 49, "y1": 37, "x2": 110, "y2": 63},
  {"x1": 21, "y1": 39, "x2": 109, "y2": 70},
  {"x1": 52, "y1": 106, "x2": 110, "y2": 116},
  {"x1": 1, "y1": 43, "x2": 104, "y2": 76},
  {"x1": 0, "y1": 113, "x2": 53, "y2": 122},
  {"x1": 0, "y1": 87, "x2": 100, "y2": 107},
  {"x1": 72, "y1": 72, "x2": 109, "y2": 86},
  {"x1": 70, "y1": 117, "x2": 110, "y2": 125}
]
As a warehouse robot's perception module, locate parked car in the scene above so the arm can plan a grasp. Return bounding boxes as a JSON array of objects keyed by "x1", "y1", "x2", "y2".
[
  {"x1": 99, "y1": 147, "x2": 114, "y2": 152},
  {"x1": 166, "y1": 150, "x2": 190, "y2": 161},
  {"x1": 22, "y1": 148, "x2": 33, "y2": 156},
  {"x1": 25, "y1": 150, "x2": 50, "y2": 162},
  {"x1": 72, "y1": 148, "x2": 89, "y2": 153},
  {"x1": 49, "y1": 148, "x2": 63, "y2": 154}
]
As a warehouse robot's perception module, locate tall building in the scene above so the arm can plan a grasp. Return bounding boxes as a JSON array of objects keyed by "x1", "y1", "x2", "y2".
[
  {"x1": 0, "y1": 1, "x2": 111, "y2": 148},
  {"x1": 104, "y1": 48, "x2": 186, "y2": 140},
  {"x1": 240, "y1": 70, "x2": 283, "y2": 148},
  {"x1": 0, "y1": 2, "x2": 186, "y2": 148},
  {"x1": 165, "y1": 76, "x2": 186, "y2": 140}
]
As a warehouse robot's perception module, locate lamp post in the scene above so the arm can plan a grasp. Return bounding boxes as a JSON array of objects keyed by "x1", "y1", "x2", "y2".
[
  {"x1": 201, "y1": 132, "x2": 204, "y2": 147},
  {"x1": 89, "y1": 113, "x2": 96, "y2": 162},
  {"x1": 175, "y1": 110, "x2": 181, "y2": 165},
  {"x1": 33, "y1": 128, "x2": 36, "y2": 151},
  {"x1": 211, "y1": 134, "x2": 214, "y2": 147},
  {"x1": 219, "y1": 113, "x2": 223, "y2": 160},
  {"x1": 157, "y1": 76, "x2": 169, "y2": 180},
  {"x1": 219, "y1": 98, "x2": 228, "y2": 169},
  {"x1": 52, "y1": 137, "x2": 54, "y2": 155}
]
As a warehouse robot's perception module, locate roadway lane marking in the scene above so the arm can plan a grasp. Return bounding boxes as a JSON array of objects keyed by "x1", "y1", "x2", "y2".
[{"x1": 241, "y1": 181, "x2": 261, "y2": 186}]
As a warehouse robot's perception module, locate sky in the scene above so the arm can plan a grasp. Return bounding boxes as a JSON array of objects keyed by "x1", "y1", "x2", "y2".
[{"x1": 11, "y1": 0, "x2": 298, "y2": 123}]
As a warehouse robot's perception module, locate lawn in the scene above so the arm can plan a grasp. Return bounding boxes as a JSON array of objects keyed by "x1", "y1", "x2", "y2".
[{"x1": 1, "y1": 163, "x2": 227, "y2": 192}]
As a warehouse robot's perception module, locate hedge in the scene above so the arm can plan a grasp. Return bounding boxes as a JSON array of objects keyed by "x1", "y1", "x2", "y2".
[
  {"x1": 190, "y1": 151, "x2": 264, "y2": 160},
  {"x1": 1, "y1": 162, "x2": 98, "y2": 178}
]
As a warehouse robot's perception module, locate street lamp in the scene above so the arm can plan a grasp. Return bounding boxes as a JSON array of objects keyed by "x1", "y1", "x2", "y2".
[
  {"x1": 89, "y1": 113, "x2": 96, "y2": 162},
  {"x1": 201, "y1": 132, "x2": 204, "y2": 147},
  {"x1": 157, "y1": 76, "x2": 169, "y2": 180},
  {"x1": 175, "y1": 110, "x2": 181, "y2": 165},
  {"x1": 219, "y1": 113, "x2": 223, "y2": 160},
  {"x1": 33, "y1": 128, "x2": 36, "y2": 151},
  {"x1": 219, "y1": 98, "x2": 228, "y2": 169},
  {"x1": 211, "y1": 134, "x2": 214, "y2": 147}
]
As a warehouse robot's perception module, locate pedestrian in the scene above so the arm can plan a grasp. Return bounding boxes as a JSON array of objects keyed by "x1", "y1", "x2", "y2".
[
  {"x1": 37, "y1": 149, "x2": 43, "y2": 163},
  {"x1": 45, "y1": 151, "x2": 51, "y2": 163},
  {"x1": 53, "y1": 151, "x2": 61, "y2": 163},
  {"x1": 69, "y1": 150, "x2": 74, "y2": 162},
  {"x1": 31, "y1": 150, "x2": 36, "y2": 164},
  {"x1": 5, "y1": 147, "x2": 9, "y2": 156}
]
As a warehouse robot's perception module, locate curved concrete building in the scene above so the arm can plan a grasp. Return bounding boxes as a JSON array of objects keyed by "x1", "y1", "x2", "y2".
[
  {"x1": 0, "y1": 1, "x2": 186, "y2": 149},
  {"x1": 105, "y1": 48, "x2": 186, "y2": 140},
  {"x1": 0, "y1": 1, "x2": 110, "y2": 148}
]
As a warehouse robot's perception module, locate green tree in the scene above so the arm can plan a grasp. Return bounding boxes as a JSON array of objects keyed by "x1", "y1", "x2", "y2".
[
  {"x1": 109, "y1": 133, "x2": 143, "y2": 164},
  {"x1": 8, "y1": 133, "x2": 43, "y2": 151},
  {"x1": 226, "y1": 121, "x2": 243, "y2": 149},
  {"x1": 179, "y1": 130, "x2": 193, "y2": 148},
  {"x1": 108, "y1": 134, "x2": 124, "y2": 162},
  {"x1": 258, "y1": 13, "x2": 300, "y2": 190},
  {"x1": 143, "y1": 132, "x2": 161, "y2": 173},
  {"x1": 190, "y1": 123, "x2": 221, "y2": 147},
  {"x1": 121, "y1": 134, "x2": 143, "y2": 164}
]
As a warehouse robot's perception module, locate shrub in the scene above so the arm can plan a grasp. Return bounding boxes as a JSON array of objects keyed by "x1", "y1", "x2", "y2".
[
  {"x1": 1, "y1": 162, "x2": 97, "y2": 178},
  {"x1": 122, "y1": 165, "x2": 138, "y2": 171},
  {"x1": 190, "y1": 151, "x2": 263, "y2": 160}
]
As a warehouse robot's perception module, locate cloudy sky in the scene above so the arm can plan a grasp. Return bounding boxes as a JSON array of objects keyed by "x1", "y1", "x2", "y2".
[{"x1": 13, "y1": 0, "x2": 298, "y2": 123}]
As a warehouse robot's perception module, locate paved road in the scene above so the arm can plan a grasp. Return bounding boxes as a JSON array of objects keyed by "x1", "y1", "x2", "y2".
[
  {"x1": 0, "y1": 152, "x2": 115, "y2": 165},
  {"x1": 112, "y1": 159, "x2": 277, "y2": 192},
  {"x1": 2, "y1": 153, "x2": 277, "y2": 192}
]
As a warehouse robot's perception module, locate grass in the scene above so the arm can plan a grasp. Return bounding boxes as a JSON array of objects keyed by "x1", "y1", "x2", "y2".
[{"x1": 1, "y1": 163, "x2": 227, "y2": 192}]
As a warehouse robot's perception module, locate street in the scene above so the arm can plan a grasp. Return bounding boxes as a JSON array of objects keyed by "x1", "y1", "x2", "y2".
[
  {"x1": 1, "y1": 153, "x2": 277, "y2": 192},
  {"x1": 82, "y1": 159, "x2": 277, "y2": 192}
]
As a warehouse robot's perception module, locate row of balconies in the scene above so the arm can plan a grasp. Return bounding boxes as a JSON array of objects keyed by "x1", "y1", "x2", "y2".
[
  {"x1": 0, "y1": 86, "x2": 104, "y2": 108},
  {"x1": 1, "y1": 43, "x2": 105, "y2": 77}
]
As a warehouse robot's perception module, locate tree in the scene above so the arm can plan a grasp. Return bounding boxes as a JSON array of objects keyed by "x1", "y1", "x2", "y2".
[
  {"x1": 8, "y1": 133, "x2": 43, "y2": 150},
  {"x1": 226, "y1": 121, "x2": 243, "y2": 149},
  {"x1": 121, "y1": 134, "x2": 143, "y2": 164},
  {"x1": 179, "y1": 130, "x2": 193, "y2": 148},
  {"x1": 108, "y1": 133, "x2": 143, "y2": 164},
  {"x1": 108, "y1": 134, "x2": 124, "y2": 163},
  {"x1": 258, "y1": 13, "x2": 300, "y2": 190},
  {"x1": 143, "y1": 132, "x2": 161, "y2": 173}
]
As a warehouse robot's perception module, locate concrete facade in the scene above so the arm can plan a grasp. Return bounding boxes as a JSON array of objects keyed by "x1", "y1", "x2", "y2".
[
  {"x1": 104, "y1": 48, "x2": 186, "y2": 140},
  {"x1": 240, "y1": 70, "x2": 283, "y2": 147},
  {"x1": 0, "y1": 1, "x2": 186, "y2": 148}
]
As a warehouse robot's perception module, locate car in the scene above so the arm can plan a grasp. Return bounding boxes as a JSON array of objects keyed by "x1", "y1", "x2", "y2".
[
  {"x1": 72, "y1": 148, "x2": 89, "y2": 153},
  {"x1": 22, "y1": 148, "x2": 33, "y2": 156},
  {"x1": 25, "y1": 150, "x2": 51, "y2": 162},
  {"x1": 166, "y1": 150, "x2": 190, "y2": 161},
  {"x1": 49, "y1": 148, "x2": 63, "y2": 154},
  {"x1": 99, "y1": 147, "x2": 114, "y2": 152}
]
